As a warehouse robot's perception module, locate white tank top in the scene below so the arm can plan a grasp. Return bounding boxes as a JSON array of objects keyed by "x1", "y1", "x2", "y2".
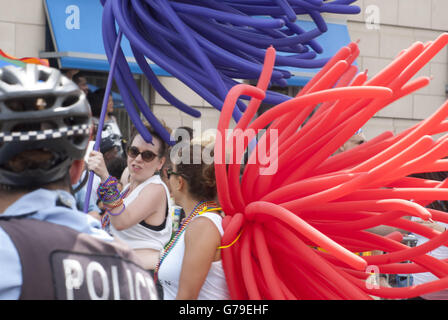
[
  {"x1": 109, "y1": 175, "x2": 172, "y2": 252},
  {"x1": 158, "y1": 212, "x2": 230, "y2": 300}
]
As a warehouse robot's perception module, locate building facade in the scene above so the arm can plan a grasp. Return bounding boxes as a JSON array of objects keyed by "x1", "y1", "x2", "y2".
[
  {"x1": 343, "y1": 0, "x2": 448, "y2": 139},
  {"x1": 0, "y1": 0, "x2": 447, "y2": 141}
]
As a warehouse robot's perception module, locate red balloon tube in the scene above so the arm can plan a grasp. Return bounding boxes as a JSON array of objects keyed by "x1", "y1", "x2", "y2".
[{"x1": 215, "y1": 36, "x2": 448, "y2": 300}]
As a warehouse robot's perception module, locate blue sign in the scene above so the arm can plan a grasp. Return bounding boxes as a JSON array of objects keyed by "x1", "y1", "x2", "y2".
[
  {"x1": 44, "y1": 0, "x2": 352, "y2": 85},
  {"x1": 44, "y1": 0, "x2": 169, "y2": 75}
]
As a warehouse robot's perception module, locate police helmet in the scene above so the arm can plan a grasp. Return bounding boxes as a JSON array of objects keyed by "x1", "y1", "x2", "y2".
[{"x1": 0, "y1": 64, "x2": 91, "y2": 187}]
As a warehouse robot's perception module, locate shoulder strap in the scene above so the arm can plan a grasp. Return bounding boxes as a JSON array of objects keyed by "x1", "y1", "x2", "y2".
[{"x1": 196, "y1": 210, "x2": 224, "y2": 237}]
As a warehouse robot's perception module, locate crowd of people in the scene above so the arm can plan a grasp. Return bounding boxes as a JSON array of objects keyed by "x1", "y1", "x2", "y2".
[
  {"x1": 0, "y1": 65, "x2": 157, "y2": 300},
  {"x1": 0, "y1": 65, "x2": 229, "y2": 300},
  {"x1": 0, "y1": 64, "x2": 447, "y2": 300}
]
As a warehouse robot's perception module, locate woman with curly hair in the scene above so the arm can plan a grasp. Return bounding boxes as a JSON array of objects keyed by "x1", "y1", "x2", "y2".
[{"x1": 156, "y1": 141, "x2": 230, "y2": 300}]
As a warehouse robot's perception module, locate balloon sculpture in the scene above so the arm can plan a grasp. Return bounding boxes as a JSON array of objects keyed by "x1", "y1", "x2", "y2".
[
  {"x1": 215, "y1": 33, "x2": 448, "y2": 299},
  {"x1": 100, "y1": 0, "x2": 360, "y2": 144},
  {"x1": 97, "y1": 0, "x2": 448, "y2": 299},
  {"x1": 86, "y1": 0, "x2": 361, "y2": 212}
]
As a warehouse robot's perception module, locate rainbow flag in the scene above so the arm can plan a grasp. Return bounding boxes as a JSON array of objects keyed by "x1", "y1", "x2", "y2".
[{"x1": 0, "y1": 50, "x2": 49, "y2": 68}]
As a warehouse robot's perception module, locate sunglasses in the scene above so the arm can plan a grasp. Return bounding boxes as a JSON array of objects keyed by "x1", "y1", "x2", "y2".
[
  {"x1": 166, "y1": 168, "x2": 185, "y2": 179},
  {"x1": 127, "y1": 146, "x2": 158, "y2": 162}
]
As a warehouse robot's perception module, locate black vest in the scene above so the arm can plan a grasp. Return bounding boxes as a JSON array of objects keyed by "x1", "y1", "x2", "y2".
[{"x1": 0, "y1": 214, "x2": 158, "y2": 300}]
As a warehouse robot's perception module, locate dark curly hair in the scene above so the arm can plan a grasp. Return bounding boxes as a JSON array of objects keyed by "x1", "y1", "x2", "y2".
[{"x1": 174, "y1": 143, "x2": 217, "y2": 201}]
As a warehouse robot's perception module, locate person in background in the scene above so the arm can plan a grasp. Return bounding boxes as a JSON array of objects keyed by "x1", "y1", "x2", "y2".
[
  {"x1": 76, "y1": 136, "x2": 128, "y2": 221},
  {"x1": 100, "y1": 135, "x2": 126, "y2": 171},
  {"x1": 160, "y1": 126, "x2": 194, "y2": 192},
  {"x1": 88, "y1": 88, "x2": 124, "y2": 157},
  {"x1": 157, "y1": 140, "x2": 230, "y2": 300},
  {"x1": 368, "y1": 171, "x2": 448, "y2": 297},
  {"x1": 94, "y1": 137, "x2": 128, "y2": 219},
  {"x1": 333, "y1": 128, "x2": 391, "y2": 290},
  {"x1": 164, "y1": 126, "x2": 194, "y2": 225},
  {"x1": 407, "y1": 171, "x2": 448, "y2": 300},
  {"x1": 336, "y1": 128, "x2": 366, "y2": 154},
  {"x1": 72, "y1": 72, "x2": 90, "y2": 95},
  {"x1": 0, "y1": 64, "x2": 157, "y2": 300},
  {"x1": 62, "y1": 69, "x2": 79, "y2": 81},
  {"x1": 72, "y1": 168, "x2": 102, "y2": 218},
  {"x1": 72, "y1": 113, "x2": 102, "y2": 217}
]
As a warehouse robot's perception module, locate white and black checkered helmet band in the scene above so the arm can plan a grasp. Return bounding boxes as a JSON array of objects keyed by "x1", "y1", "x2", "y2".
[
  {"x1": 0, "y1": 64, "x2": 92, "y2": 186},
  {"x1": 0, "y1": 124, "x2": 91, "y2": 143}
]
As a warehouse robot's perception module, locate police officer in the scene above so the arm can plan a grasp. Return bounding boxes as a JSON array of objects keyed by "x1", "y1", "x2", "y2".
[{"x1": 0, "y1": 64, "x2": 157, "y2": 300}]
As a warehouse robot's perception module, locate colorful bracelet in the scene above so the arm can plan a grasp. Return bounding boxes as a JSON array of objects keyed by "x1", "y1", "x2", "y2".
[
  {"x1": 103, "y1": 198, "x2": 123, "y2": 209},
  {"x1": 101, "y1": 213, "x2": 110, "y2": 230},
  {"x1": 97, "y1": 175, "x2": 126, "y2": 219},
  {"x1": 97, "y1": 175, "x2": 122, "y2": 206},
  {"x1": 98, "y1": 188, "x2": 120, "y2": 200},
  {"x1": 97, "y1": 176, "x2": 117, "y2": 194},
  {"x1": 107, "y1": 203, "x2": 126, "y2": 216}
]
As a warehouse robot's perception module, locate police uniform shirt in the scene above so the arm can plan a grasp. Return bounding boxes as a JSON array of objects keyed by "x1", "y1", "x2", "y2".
[{"x1": 0, "y1": 188, "x2": 113, "y2": 299}]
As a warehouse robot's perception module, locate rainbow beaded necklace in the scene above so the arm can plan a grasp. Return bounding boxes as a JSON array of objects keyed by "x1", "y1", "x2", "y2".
[{"x1": 154, "y1": 200, "x2": 221, "y2": 282}]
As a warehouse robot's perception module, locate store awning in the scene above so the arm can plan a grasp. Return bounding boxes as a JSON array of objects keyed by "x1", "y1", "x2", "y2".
[
  {"x1": 42, "y1": 0, "x2": 169, "y2": 75},
  {"x1": 42, "y1": 0, "x2": 353, "y2": 85}
]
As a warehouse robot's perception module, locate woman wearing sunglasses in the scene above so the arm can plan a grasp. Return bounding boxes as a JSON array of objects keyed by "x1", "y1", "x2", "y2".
[
  {"x1": 87, "y1": 124, "x2": 172, "y2": 289},
  {"x1": 155, "y1": 141, "x2": 230, "y2": 300}
]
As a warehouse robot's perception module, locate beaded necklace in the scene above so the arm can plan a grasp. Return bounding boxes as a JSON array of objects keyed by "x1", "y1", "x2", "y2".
[{"x1": 154, "y1": 200, "x2": 221, "y2": 282}]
